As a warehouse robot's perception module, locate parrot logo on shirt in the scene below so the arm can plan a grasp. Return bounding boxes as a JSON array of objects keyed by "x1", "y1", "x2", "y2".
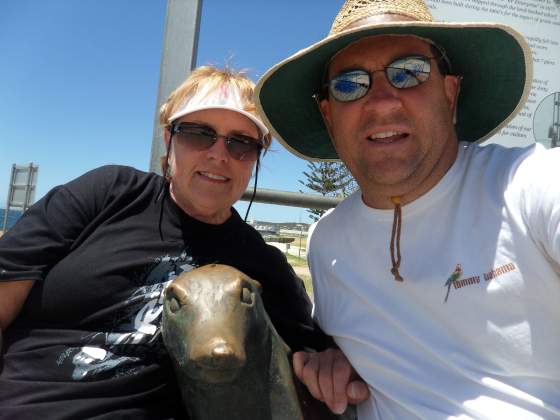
[{"x1": 443, "y1": 263, "x2": 463, "y2": 303}]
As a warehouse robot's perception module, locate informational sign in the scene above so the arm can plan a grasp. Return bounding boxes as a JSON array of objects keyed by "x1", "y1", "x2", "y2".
[
  {"x1": 2, "y1": 163, "x2": 38, "y2": 231},
  {"x1": 425, "y1": 0, "x2": 560, "y2": 148}
]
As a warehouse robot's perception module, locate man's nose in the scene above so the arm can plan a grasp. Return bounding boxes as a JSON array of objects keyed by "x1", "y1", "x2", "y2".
[{"x1": 362, "y1": 71, "x2": 402, "y2": 110}]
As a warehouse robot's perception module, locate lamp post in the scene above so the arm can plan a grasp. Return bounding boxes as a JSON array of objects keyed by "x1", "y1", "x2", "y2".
[{"x1": 298, "y1": 224, "x2": 303, "y2": 258}]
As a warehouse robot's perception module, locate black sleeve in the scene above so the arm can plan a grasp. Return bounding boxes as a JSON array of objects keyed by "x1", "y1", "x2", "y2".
[
  {"x1": 263, "y1": 250, "x2": 335, "y2": 352},
  {"x1": 0, "y1": 165, "x2": 145, "y2": 282},
  {"x1": 236, "y1": 227, "x2": 334, "y2": 352}
]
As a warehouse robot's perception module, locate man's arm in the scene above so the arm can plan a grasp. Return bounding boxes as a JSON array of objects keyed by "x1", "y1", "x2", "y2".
[{"x1": 293, "y1": 348, "x2": 370, "y2": 414}]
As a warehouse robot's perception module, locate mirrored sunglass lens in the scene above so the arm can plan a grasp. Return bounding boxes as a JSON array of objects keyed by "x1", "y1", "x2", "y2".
[
  {"x1": 387, "y1": 56, "x2": 431, "y2": 89},
  {"x1": 330, "y1": 70, "x2": 370, "y2": 102},
  {"x1": 227, "y1": 136, "x2": 261, "y2": 161}
]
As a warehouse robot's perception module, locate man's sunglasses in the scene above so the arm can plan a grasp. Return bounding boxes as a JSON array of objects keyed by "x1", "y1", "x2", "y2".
[
  {"x1": 170, "y1": 122, "x2": 263, "y2": 162},
  {"x1": 318, "y1": 54, "x2": 450, "y2": 103}
]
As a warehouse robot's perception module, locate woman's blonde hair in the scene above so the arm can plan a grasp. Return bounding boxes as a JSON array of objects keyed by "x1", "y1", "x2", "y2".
[
  {"x1": 159, "y1": 65, "x2": 271, "y2": 146},
  {"x1": 159, "y1": 66, "x2": 271, "y2": 175}
]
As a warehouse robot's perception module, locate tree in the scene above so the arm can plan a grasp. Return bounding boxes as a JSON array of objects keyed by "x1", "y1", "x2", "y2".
[{"x1": 299, "y1": 161, "x2": 357, "y2": 221}]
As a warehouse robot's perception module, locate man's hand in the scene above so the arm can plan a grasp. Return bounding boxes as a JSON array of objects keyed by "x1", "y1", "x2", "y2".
[{"x1": 293, "y1": 348, "x2": 370, "y2": 414}]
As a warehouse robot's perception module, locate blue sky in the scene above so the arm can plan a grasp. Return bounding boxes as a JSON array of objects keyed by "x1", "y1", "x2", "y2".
[{"x1": 0, "y1": 0, "x2": 344, "y2": 223}]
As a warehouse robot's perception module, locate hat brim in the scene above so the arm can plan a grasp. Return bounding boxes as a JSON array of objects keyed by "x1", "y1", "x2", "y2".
[
  {"x1": 169, "y1": 105, "x2": 269, "y2": 137},
  {"x1": 256, "y1": 22, "x2": 532, "y2": 161}
]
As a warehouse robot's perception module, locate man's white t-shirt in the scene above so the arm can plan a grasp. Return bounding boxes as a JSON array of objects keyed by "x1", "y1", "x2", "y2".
[{"x1": 309, "y1": 142, "x2": 560, "y2": 419}]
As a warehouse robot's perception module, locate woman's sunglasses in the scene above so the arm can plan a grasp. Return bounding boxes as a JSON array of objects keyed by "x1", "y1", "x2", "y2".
[
  {"x1": 170, "y1": 122, "x2": 263, "y2": 162},
  {"x1": 319, "y1": 54, "x2": 448, "y2": 103}
]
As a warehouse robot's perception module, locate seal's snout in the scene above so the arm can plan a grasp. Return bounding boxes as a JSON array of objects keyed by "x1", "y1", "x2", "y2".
[
  {"x1": 190, "y1": 338, "x2": 246, "y2": 383},
  {"x1": 196, "y1": 338, "x2": 245, "y2": 371},
  {"x1": 211, "y1": 342, "x2": 234, "y2": 359}
]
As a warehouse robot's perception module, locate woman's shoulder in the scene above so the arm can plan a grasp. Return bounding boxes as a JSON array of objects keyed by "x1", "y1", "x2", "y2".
[
  {"x1": 79, "y1": 164, "x2": 157, "y2": 182},
  {"x1": 67, "y1": 165, "x2": 162, "y2": 193},
  {"x1": 232, "y1": 219, "x2": 285, "y2": 260}
]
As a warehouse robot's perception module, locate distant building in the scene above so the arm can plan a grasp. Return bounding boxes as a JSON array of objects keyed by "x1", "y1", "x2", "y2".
[
  {"x1": 279, "y1": 228, "x2": 308, "y2": 236},
  {"x1": 247, "y1": 220, "x2": 311, "y2": 239},
  {"x1": 251, "y1": 223, "x2": 277, "y2": 236}
]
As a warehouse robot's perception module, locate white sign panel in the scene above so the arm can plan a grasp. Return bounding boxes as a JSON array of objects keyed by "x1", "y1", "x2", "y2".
[
  {"x1": 6, "y1": 164, "x2": 38, "y2": 209},
  {"x1": 426, "y1": 0, "x2": 560, "y2": 148}
]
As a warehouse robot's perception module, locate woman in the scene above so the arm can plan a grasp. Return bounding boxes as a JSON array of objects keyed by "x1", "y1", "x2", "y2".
[{"x1": 0, "y1": 66, "x2": 324, "y2": 419}]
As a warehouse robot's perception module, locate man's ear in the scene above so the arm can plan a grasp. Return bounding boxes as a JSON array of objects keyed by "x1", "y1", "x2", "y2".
[
  {"x1": 319, "y1": 99, "x2": 335, "y2": 139},
  {"x1": 444, "y1": 75, "x2": 461, "y2": 125}
]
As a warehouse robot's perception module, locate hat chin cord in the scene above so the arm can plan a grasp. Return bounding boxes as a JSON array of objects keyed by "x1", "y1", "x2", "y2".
[
  {"x1": 390, "y1": 196, "x2": 404, "y2": 281},
  {"x1": 244, "y1": 157, "x2": 260, "y2": 222}
]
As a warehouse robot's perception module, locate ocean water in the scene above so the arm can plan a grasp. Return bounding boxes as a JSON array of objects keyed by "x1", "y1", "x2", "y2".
[{"x1": 0, "y1": 208, "x2": 23, "y2": 231}]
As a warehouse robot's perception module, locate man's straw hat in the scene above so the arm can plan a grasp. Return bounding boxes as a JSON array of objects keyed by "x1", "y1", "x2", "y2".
[{"x1": 255, "y1": 0, "x2": 532, "y2": 161}]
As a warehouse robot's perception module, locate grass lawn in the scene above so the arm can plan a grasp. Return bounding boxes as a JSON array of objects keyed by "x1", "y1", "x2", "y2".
[
  {"x1": 295, "y1": 235, "x2": 307, "y2": 252},
  {"x1": 285, "y1": 253, "x2": 313, "y2": 297}
]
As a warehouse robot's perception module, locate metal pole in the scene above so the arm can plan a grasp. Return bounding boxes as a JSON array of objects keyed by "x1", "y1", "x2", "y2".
[
  {"x1": 298, "y1": 224, "x2": 303, "y2": 258},
  {"x1": 240, "y1": 187, "x2": 342, "y2": 210},
  {"x1": 2, "y1": 164, "x2": 16, "y2": 232},
  {"x1": 150, "y1": 0, "x2": 202, "y2": 173},
  {"x1": 23, "y1": 163, "x2": 34, "y2": 212}
]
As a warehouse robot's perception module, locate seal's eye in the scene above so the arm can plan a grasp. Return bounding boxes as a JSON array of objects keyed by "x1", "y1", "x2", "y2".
[
  {"x1": 167, "y1": 295, "x2": 181, "y2": 314},
  {"x1": 241, "y1": 286, "x2": 254, "y2": 307}
]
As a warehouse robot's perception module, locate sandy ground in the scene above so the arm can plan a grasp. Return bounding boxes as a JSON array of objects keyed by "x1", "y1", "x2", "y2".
[{"x1": 293, "y1": 265, "x2": 311, "y2": 277}]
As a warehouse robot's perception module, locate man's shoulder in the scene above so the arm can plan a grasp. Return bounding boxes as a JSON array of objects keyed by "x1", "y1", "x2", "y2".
[
  {"x1": 464, "y1": 141, "x2": 536, "y2": 163},
  {"x1": 477, "y1": 142, "x2": 557, "y2": 171},
  {"x1": 460, "y1": 142, "x2": 540, "y2": 182},
  {"x1": 459, "y1": 142, "x2": 560, "y2": 202},
  {"x1": 311, "y1": 192, "x2": 360, "y2": 236},
  {"x1": 509, "y1": 143, "x2": 560, "y2": 182},
  {"x1": 322, "y1": 192, "x2": 355, "y2": 217}
]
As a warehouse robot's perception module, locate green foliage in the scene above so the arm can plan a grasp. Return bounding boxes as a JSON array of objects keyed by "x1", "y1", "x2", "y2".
[{"x1": 299, "y1": 161, "x2": 357, "y2": 221}]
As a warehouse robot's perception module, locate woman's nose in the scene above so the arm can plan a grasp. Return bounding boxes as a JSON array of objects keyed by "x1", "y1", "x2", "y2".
[{"x1": 205, "y1": 136, "x2": 231, "y2": 162}]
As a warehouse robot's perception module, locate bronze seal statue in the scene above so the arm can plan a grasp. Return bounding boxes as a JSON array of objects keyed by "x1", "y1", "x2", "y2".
[{"x1": 162, "y1": 263, "x2": 356, "y2": 420}]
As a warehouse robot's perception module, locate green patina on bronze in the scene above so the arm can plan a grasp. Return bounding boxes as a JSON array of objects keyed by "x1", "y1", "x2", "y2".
[{"x1": 162, "y1": 264, "x2": 356, "y2": 420}]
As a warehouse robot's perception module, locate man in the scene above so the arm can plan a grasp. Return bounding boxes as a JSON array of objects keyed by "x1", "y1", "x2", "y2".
[{"x1": 256, "y1": 0, "x2": 560, "y2": 418}]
